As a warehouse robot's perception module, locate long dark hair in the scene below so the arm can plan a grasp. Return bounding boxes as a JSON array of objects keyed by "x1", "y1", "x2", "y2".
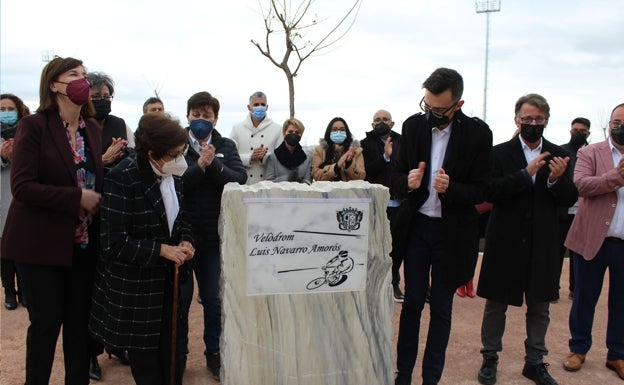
[
  {"x1": 322, "y1": 117, "x2": 352, "y2": 165},
  {"x1": 0, "y1": 93, "x2": 29, "y2": 120}
]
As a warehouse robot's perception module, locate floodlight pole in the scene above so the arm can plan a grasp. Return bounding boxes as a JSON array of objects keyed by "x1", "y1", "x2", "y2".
[{"x1": 475, "y1": 0, "x2": 501, "y2": 122}]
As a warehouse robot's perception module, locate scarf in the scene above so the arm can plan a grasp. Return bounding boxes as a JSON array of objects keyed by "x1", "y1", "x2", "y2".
[{"x1": 274, "y1": 141, "x2": 307, "y2": 169}]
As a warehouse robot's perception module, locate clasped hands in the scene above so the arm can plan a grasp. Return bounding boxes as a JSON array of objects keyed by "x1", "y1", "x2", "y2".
[
  {"x1": 251, "y1": 144, "x2": 268, "y2": 162},
  {"x1": 161, "y1": 242, "x2": 195, "y2": 266},
  {"x1": 102, "y1": 137, "x2": 128, "y2": 166},
  {"x1": 198, "y1": 144, "x2": 215, "y2": 171},
  {"x1": 337, "y1": 146, "x2": 356, "y2": 169},
  {"x1": 526, "y1": 152, "x2": 570, "y2": 182}
]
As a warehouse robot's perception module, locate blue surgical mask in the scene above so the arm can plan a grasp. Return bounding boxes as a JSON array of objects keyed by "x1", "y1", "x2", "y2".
[
  {"x1": 330, "y1": 131, "x2": 347, "y2": 144},
  {"x1": 0, "y1": 111, "x2": 18, "y2": 125},
  {"x1": 252, "y1": 106, "x2": 267, "y2": 120},
  {"x1": 189, "y1": 119, "x2": 213, "y2": 140}
]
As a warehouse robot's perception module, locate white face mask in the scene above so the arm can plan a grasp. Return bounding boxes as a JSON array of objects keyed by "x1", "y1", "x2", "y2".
[{"x1": 161, "y1": 155, "x2": 188, "y2": 176}]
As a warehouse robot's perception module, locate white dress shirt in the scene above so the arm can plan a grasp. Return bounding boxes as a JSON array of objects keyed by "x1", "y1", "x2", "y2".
[{"x1": 419, "y1": 123, "x2": 452, "y2": 218}]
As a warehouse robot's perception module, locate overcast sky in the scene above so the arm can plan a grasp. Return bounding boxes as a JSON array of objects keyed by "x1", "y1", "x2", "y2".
[{"x1": 1, "y1": 0, "x2": 623, "y2": 147}]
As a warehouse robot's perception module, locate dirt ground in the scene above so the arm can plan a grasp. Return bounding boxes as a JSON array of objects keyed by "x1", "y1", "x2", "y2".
[{"x1": 0, "y1": 257, "x2": 617, "y2": 385}]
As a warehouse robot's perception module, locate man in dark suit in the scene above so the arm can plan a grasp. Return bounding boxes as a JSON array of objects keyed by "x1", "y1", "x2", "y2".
[
  {"x1": 361, "y1": 109, "x2": 404, "y2": 302},
  {"x1": 476, "y1": 94, "x2": 578, "y2": 385},
  {"x1": 391, "y1": 67, "x2": 493, "y2": 385}
]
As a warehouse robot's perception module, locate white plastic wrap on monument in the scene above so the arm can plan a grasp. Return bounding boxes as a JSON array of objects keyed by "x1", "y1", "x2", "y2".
[{"x1": 218, "y1": 180, "x2": 394, "y2": 385}]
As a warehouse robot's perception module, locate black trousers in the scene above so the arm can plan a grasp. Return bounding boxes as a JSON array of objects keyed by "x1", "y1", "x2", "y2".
[
  {"x1": 16, "y1": 247, "x2": 96, "y2": 385},
  {"x1": 1, "y1": 256, "x2": 21, "y2": 293},
  {"x1": 387, "y1": 205, "x2": 403, "y2": 286}
]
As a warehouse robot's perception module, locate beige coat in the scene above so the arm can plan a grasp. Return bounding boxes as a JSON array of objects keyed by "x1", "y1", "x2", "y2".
[{"x1": 311, "y1": 139, "x2": 366, "y2": 182}]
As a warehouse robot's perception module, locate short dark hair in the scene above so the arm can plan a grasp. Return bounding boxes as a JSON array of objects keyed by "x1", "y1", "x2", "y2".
[
  {"x1": 186, "y1": 91, "x2": 220, "y2": 118},
  {"x1": 37, "y1": 56, "x2": 95, "y2": 117},
  {"x1": 422, "y1": 68, "x2": 464, "y2": 101},
  {"x1": 514, "y1": 93, "x2": 550, "y2": 120},
  {"x1": 86, "y1": 71, "x2": 115, "y2": 96},
  {"x1": 142, "y1": 97, "x2": 164, "y2": 113},
  {"x1": 1, "y1": 93, "x2": 29, "y2": 120},
  {"x1": 134, "y1": 113, "x2": 188, "y2": 159},
  {"x1": 571, "y1": 117, "x2": 590, "y2": 128}
]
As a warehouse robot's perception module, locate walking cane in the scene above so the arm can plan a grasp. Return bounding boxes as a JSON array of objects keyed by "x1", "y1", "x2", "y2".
[{"x1": 170, "y1": 263, "x2": 179, "y2": 385}]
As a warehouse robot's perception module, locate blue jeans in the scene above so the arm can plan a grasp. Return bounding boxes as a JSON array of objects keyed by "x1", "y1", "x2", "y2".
[
  {"x1": 396, "y1": 213, "x2": 455, "y2": 384},
  {"x1": 569, "y1": 238, "x2": 624, "y2": 360},
  {"x1": 179, "y1": 247, "x2": 222, "y2": 356}
]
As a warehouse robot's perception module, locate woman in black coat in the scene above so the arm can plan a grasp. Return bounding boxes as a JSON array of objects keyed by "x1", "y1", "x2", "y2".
[{"x1": 89, "y1": 113, "x2": 195, "y2": 385}]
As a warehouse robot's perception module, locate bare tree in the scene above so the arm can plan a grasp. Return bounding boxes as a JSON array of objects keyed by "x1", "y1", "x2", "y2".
[
  {"x1": 251, "y1": 0, "x2": 363, "y2": 118},
  {"x1": 596, "y1": 108, "x2": 610, "y2": 141}
]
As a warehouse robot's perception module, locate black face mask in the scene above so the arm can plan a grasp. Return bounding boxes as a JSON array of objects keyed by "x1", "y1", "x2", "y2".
[
  {"x1": 373, "y1": 122, "x2": 391, "y2": 136},
  {"x1": 425, "y1": 111, "x2": 450, "y2": 129},
  {"x1": 520, "y1": 124, "x2": 545, "y2": 143},
  {"x1": 284, "y1": 133, "x2": 301, "y2": 146},
  {"x1": 611, "y1": 124, "x2": 624, "y2": 146},
  {"x1": 571, "y1": 131, "x2": 587, "y2": 146},
  {"x1": 92, "y1": 99, "x2": 111, "y2": 120}
]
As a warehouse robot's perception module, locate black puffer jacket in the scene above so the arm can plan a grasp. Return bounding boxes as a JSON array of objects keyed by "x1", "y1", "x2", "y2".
[{"x1": 182, "y1": 129, "x2": 247, "y2": 250}]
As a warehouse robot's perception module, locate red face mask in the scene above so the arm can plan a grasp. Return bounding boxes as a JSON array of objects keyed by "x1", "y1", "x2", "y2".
[{"x1": 56, "y1": 78, "x2": 91, "y2": 105}]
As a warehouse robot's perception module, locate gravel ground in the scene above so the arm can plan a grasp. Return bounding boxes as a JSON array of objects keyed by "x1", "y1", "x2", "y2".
[{"x1": 1, "y1": 257, "x2": 617, "y2": 385}]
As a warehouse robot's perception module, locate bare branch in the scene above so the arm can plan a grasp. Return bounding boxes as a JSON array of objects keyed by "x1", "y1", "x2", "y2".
[{"x1": 250, "y1": 0, "x2": 362, "y2": 117}]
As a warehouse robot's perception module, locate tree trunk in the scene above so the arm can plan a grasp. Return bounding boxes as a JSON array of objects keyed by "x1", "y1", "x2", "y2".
[{"x1": 287, "y1": 73, "x2": 295, "y2": 118}]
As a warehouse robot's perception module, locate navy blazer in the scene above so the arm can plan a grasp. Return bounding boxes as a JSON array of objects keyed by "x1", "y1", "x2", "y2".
[{"x1": 1, "y1": 111, "x2": 103, "y2": 266}]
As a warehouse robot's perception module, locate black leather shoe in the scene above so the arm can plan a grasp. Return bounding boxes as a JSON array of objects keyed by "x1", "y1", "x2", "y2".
[
  {"x1": 89, "y1": 355, "x2": 102, "y2": 381},
  {"x1": 4, "y1": 292, "x2": 17, "y2": 310},
  {"x1": 478, "y1": 357, "x2": 498, "y2": 385},
  {"x1": 206, "y1": 352, "x2": 220, "y2": 381},
  {"x1": 105, "y1": 347, "x2": 131, "y2": 365},
  {"x1": 394, "y1": 372, "x2": 411, "y2": 385},
  {"x1": 393, "y1": 284, "x2": 404, "y2": 302},
  {"x1": 522, "y1": 363, "x2": 558, "y2": 385}
]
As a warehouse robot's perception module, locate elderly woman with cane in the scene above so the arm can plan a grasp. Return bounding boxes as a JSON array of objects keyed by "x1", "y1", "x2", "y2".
[{"x1": 89, "y1": 112, "x2": 195, "y2": 385}]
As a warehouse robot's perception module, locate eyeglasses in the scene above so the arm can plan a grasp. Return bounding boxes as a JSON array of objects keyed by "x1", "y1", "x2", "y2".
[
  {"x1": 331, "y1": 126, "x2": 347, "y2": 132},
  {"x1": 91, "y1": 95, "x2": 113, "y2": 101},
  {"x1": 373, "y1": 117, "x2": 391, "y2": 123},
  {"x1": 165, "y1": 144, "x2": 188, "y2": 159},
  {"x1": 610, "y1": 120, "x2": 623, "y2": 127},
  {"x1": 519, "y1": 116, "x2": 547, "y2": 124},
  {"x1": 420, "y1": 97, "x2": 458, "y2": 118}
]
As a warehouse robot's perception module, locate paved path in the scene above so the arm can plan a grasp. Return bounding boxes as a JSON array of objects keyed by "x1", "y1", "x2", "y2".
[{"x1": 1, "y1": 258, "x2": 617, "y2": 384}]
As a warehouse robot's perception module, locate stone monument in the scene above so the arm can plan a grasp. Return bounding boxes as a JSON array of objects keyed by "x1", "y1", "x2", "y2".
[{"x1": 219, "y1": 180, "x2": 394, "y2": 384}]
